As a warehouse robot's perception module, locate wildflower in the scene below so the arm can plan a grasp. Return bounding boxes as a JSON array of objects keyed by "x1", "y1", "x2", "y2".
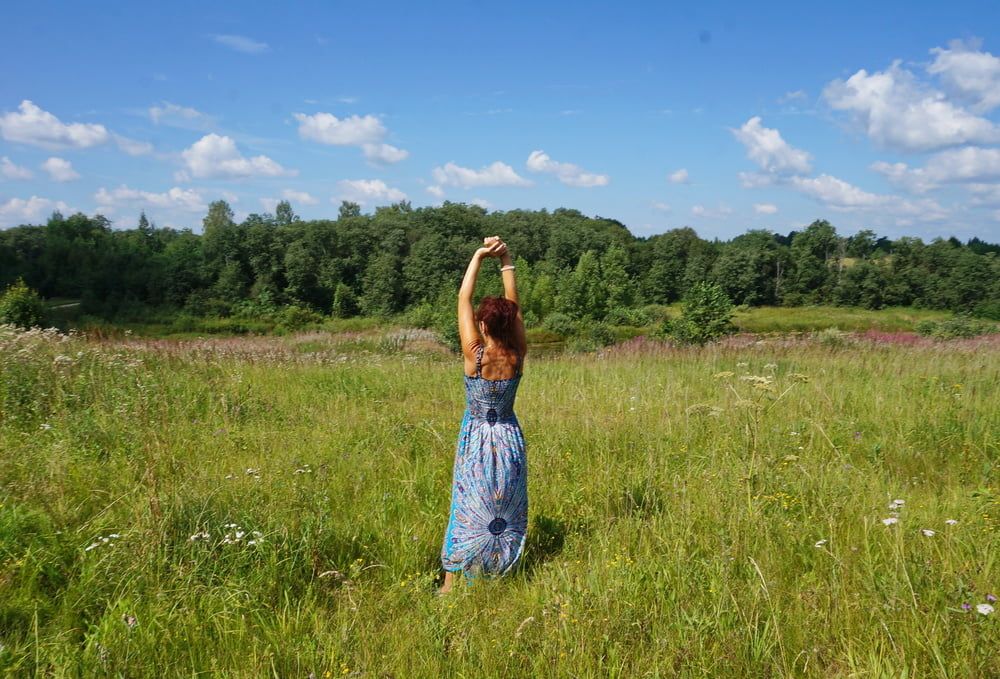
[
  {"x1": 987, "y1": 594, "x2": 997, "y2": 603},
  {"x1": 39, "y1": 423, "x2": 53, "y2": 431},
  {"x1": 976, "y1": 603, "x2": 994, "y2": 616},
  {"x1": 962, "y1": 602, "x2": 972, "y2": 611},
  {"x1": 945, "y1": 519, "x2": 958, "y2": 525},
  {"x1": 790, "y1": 431, "x2": 799, "y2": 436},
  {"x1": 764, "y1": 363, "x2": 777, "y2": 371},
  {"x1": 122, "y1": 614, "x2": 137, "y2": 629},
  {"x1": 921, "y1": 529, "x2": 935, "y2": 537},
  {"x1": 882, "y1": 517, "x2": 899, "y2": 526},
  {"x1": 736, "y1": 362, "x2": 749, "y2": 369},
  {"x1": 245, "y1": 468, "x2": 260, "y2": 477},
  {"x1": 814, "y1": 539, "x2": 827, "y2": 548},
  {"x1": 889, "y1": 499, "x2": 905, "y2": 510},
  {"x1": 189, "y1": 531, "x2": 210, "y2": 542},
  {"x1": 788, "y1": 373, "x2": 810, "y2": 383}
]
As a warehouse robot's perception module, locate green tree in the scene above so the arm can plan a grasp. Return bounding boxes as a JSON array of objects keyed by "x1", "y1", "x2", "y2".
[{"x1": 664, "y1": 281, "x2": 734, "y2": 345}]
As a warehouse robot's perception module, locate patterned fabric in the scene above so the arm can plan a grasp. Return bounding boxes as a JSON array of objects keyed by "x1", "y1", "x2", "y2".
[{"x1": 441, "y1": 346, "x2": 527, "y2": 576}]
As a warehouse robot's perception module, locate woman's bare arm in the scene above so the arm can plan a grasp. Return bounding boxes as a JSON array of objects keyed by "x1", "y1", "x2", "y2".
[
  {"x1": 499, "y1": 248, "x2": 527, "y2": 356},
  {"x1": 458, "y1": 241, "x2": 505, "y2": 363}
]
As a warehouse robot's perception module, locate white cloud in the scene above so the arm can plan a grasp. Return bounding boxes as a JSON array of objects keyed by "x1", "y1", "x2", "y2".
[
  {"x1": 732, "y1": 117, "x2": 812, "y2": 174},
  {"x1": 0, "y1": 100, "x2": 109, "y2": 149},
  {"x1": 426, "y1": 185, "x2": 445, "y2": 198},
  {"x1": 754, "y1": 203, "x2": 778, "y2": 214},
  {"x1": 823, "y1": 61, "x2": 1000, "y2": 152},
  {"x1": 281, "y1": 189, "x2": 318, "y2": 205},
  {"x1": 294, "y1": 111, "x2": 408, "y2": 163},
  {"x1": 738, "y1": 171, "x2": 775, "y2": 189},
  {"x1": 471, "y1": 198, "x2": 493, "y2": 210},
  {"x1": 872, "y1": 146, "x2": 1000, "y2": 193},
  {"x1": 149, "y1": 102, "x2": 214, "y2": 130},
  {"x1": 691, "y1": 204, "x2": 733, "y2": 218},
  {"x1": 94, "y1": 185, "x2": 207, "y2": 213},
  {"x1": 432, "y1": 161, "x2": 531, "y2": 188},
  {"x1": 651, "y1": 201, "x2": 671, "y2": 212},
  {"x1": 668, "y1": 168, "x2": 689, "y2": 184},
  {"x1": 789, "y1": 174, "x2": 886, "y2": 209},
  {"x1": 113, "y1": 134, "x2": 153, "y2": 156},
  {"x1": 1, "y1": 156, "x2": 32, "y2": 180},
  {"x1": 928, "y1": 39, "x2": 1000, "y2": 113},
  {"x1": 779, "y1": 90, "x2": 808, "y2": 103},
  {"x1": 336, "y1": 179, "x2": 407, "y2": 204},
  {"x1": 525, "y1": 150, "x2": 609, "y2": 187},
  {"x1": 42, "y1": 157, "x2": 79, "y2": 182},
  {"x1": 210, "y1": 34, "x2": 269, "y2": 54},
  {"x1": 967, "y1": 183, "x2": 1000, "y2": 206},
  {"x1": 294, "y1": 112, "x2": 385, "y2": 146},
  {"x1": 362, "y1": 143, "x2": 409, "y2": 164},
  {"x1": 0, "y1": 196, "x2": 72, "y2": 226},
  {"x1": 179, "y1": 134, "x2": 296, "y2": 180}
]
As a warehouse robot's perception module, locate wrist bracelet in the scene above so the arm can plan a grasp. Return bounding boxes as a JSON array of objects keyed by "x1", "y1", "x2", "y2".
[{"x1": 500, "y1": 264, "x2": 515, "y2": 272}]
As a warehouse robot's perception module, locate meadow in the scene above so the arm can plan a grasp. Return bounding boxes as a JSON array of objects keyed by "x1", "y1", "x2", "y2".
[{"x1": 0, "y1": 324, "x2": 998, "y2": 677}]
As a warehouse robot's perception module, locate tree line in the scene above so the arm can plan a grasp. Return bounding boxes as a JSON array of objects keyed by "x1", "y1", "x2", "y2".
[{"x1": 1, "y1": 200, "x2": 997, "y2": 324}]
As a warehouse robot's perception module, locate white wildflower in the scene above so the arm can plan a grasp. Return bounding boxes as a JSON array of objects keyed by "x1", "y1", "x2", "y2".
[
  {"x1": 39, "y1": 423, "x2": 52, "y2": 431},
  {"x1": 921, "y1": 529, "x2": 935, "y2": 537},
  {"x1": 945, "y1": 519, "x2": 958, "y2": 525},
  {"x1": 764, "y1": 363, "x2": 778, "y2": 371},
  {"x1": 814, "y1": 539, "x2": 827, "y2": 548},
  {"x1": 882, "y1": 517, "x2": 899, "y2": 526},
  {"x1": 889, "y1": 499, "x2": 905, "y2": 510},
  {"x1": 976, "y1": 603, "x2": 994, "y2": 616}
]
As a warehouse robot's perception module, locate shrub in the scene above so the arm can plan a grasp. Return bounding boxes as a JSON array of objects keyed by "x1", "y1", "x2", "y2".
[
  {"x1": 542, "y1": 312, "x2": 576, "y2": 338},
  {"x1": 605, "y1": 306, "x2": 652, "y2": 327},
  {"x1": 0, "y1": 279, "x2": 46, "y2": 329},
  {"x1": 916, "y1": 315, "x2": 997, "y2": 339},
  {"x1": 275, "y1": 305, "x2": 323, "y2": 332},
  {"x1": 664, "y1": 282, "x2": 734, "y2": 346}
]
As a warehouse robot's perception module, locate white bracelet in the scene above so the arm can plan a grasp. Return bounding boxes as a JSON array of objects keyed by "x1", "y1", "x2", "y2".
[{"x1": 500, "y1": 264, "x2": 515, "y2": 272}]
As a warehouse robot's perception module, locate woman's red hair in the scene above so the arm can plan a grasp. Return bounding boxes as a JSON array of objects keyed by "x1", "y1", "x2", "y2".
[{"x1": 476, "y1": 296, "x2": 520, "y2": 351}]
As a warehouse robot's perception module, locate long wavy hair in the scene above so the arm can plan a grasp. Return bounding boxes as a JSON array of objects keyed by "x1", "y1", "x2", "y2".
[{"x1": 476, "y1": 296, "x2": 520, "y2": 352}]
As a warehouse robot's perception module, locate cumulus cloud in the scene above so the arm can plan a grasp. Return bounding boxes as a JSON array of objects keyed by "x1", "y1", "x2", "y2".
[
  {"x1": 928, "y1": 39, "x2": 1000, "y2": 113},
  {"x1": 732, "y1": 117, "x2": 812, "y2": 174},
  {"x1": 294, "y1": 111, "x2": 408, "y2": 164},
  {"x1": 872, "y1": 146, "x2": 1000, "y2": 193},
  {"x1": 94, "y1": 185, "x2": 207, "y2": 213},
  {"x1": 668, "y1": 168, "x2": 689, "y2": 184},
  {"x1": 0, "y1": 196, "x2": 72, "y2": 226},
  {"x1": 432, "y1": 161, "x2": 531, "y2": 188},
  {"x1": 149, "y1": 102, "x2": 214, "y2": 130},
  {"x1": 525, "y1": 150, "x2": 609, "y2": 187},
  {"x1": 1, "y1": 156, "x2": 32, "y2": 180},
  {"x1": 426, "y1": 185, "x2": 445, "y2": 198},
  {"x1": 210, "y1": 34, "x2": 269, "y2": 54},
  {"x1": 471, "y1": 198, "x2": 493, "y2": 210},
  {"x1": 42, "y1": 157, "x2": 79, "y2": 182},
  {"x1": 178, "y1": 134, "x2": 296, "y2": 180},
  {"x1": 362, "y1": 143, "x2": 409, "y2": 164},
  {"x1": 294, "y1": 112, "x2": 385, "y2": 146},
  {"x1": 114, "y1": 134, "x2": 154, "y2": 156},
  {"x1": 754, "y1": 203, "x2": 778, "y2": 214},
  {"x1": 336, "y1": 179, "x2": 407, "y2": 204},
  {"x1": 691, "y1": 204, "x2": 733, "y2": 218},
  {"x1": 967, "y1": 183, "x2": 1000, "y2": 206},
  {"x1": 823, "y1": 61, "x2": 1000, "y2": 152},
  {"x1": 281, "y1": 189, "x2": 318, "y2": 205},
  {"x1": 789, "y1": 174, "x2": 885, "y2": 209},
  {"x1": 0, "y1": 100, "x2": 109, "y2": 149}
]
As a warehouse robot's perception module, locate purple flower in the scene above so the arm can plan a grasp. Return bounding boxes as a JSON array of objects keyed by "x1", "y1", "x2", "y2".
[
  {"x1": 988, "y1": 594, "x2": 997, "y2": 603},
  {"x1": 961, "y1": 602, "x2": 971, "y2": 611}
]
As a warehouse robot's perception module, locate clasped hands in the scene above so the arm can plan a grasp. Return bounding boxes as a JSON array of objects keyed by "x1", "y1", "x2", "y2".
[{"x1": 476, "y1": 235, "x2": 508, "y2": 259}]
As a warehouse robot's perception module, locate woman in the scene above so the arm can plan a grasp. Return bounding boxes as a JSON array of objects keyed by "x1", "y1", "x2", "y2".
[{"x1": 439, "y1": 236, "x2": 528, "y2": 593}]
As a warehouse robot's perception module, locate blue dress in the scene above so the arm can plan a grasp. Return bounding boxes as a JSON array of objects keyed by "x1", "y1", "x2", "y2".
[{"x1": 441, "y1": 345, "x2": 527, "y2": 576}]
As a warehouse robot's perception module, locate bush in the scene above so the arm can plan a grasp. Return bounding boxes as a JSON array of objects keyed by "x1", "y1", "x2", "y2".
[
  {"x1": 605, "y1": 306, "x2": 652, "y2": 327},
  {"x1": 275, "y1": 305, "x2": 323, "y2": 332},
  {"x1": 542, "y1": 312, "x2": 576, "y2": 338},
  {"x1": 915, "y1": 315, "x2": 997, "y2": 339},
  {"x1": 405, "y1": 303, "x2": 437, "y2": 329},
  {"x1": 664, "y1": 282, "x2": 734, "y2": 346},
  {"x1": 0, "y1": 280, "x2": 46, "y2": 329}
]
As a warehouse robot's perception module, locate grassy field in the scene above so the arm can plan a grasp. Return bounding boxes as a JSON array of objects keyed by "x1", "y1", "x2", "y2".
[{"x1": 1, "y1": 325, "x2": 998, "y2": 677}]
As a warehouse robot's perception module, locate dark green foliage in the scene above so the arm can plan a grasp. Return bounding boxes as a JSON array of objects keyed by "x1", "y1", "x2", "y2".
[
  {"x1": 915, "y1": 315, "x2": 997, "y2": 339},
  {"x1": 542, "y1": 312, "x2": 577, "y2": 338},
  {"x1": 663, "y1": 282, "x2": 734, "y2": 345},
  {"x1": 0, "y1": 202, "x2": 996, "y2": 335},
  {"x1": 0, "y1": 279, "x2": 45, "y2": 328}
]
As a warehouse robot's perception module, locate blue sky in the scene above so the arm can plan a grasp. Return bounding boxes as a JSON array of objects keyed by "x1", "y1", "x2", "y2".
[{"x1": 2, "y1": 0, "x2": 999, "y2": 241}]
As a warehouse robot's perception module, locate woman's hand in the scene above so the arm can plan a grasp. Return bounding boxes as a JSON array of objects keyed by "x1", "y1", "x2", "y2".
[{"x1": 476, "y1": 238, "x2": 506, "y2": 259}]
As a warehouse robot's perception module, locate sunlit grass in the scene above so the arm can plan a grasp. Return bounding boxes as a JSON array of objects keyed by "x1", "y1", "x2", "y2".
[{"x1": 0, "y1": 325, "x2": 997, "y2": 677}]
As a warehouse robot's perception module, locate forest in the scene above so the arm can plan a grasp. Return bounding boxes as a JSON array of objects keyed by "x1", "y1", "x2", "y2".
[{"x1": 1, "y1": 199, "x2": 998, "y2": 325}]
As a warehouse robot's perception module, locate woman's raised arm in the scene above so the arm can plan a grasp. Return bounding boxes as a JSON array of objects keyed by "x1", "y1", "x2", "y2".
[{"x1": 458, "y1": 240, "x2": 505, "y2": 359}]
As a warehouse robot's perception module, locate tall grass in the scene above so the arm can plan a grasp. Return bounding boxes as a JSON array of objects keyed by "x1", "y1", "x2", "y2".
[{"x1": 0, "y1": 325, "x2": 997, "y2": 677}]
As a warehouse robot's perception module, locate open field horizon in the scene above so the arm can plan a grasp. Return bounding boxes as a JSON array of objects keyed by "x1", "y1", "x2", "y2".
[{"x1": 1, "y1": 324, "x2": 997, "y2": 677}]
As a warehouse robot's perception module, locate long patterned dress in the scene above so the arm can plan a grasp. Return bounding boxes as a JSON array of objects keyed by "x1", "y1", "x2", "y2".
[{"x1": 441, "y1": 345, "x2": 527, "y2": 576}]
